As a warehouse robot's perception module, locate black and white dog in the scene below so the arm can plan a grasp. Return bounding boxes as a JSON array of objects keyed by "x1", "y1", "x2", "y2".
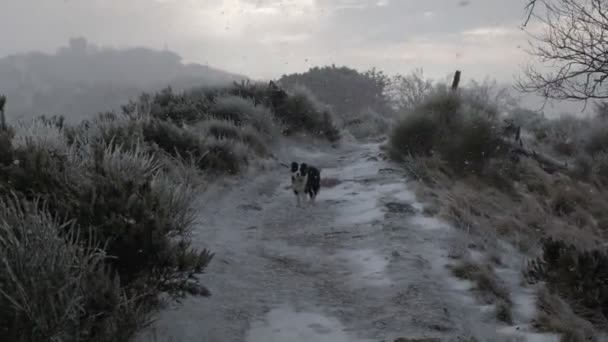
[{"x1": 290, "y1": 162, "x2": 321, "y2": 207}]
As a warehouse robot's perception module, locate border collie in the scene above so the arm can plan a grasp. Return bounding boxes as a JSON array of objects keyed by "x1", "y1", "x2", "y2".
[{"x1": 290, "y1": 162, "x2": 321, "y2": 207}]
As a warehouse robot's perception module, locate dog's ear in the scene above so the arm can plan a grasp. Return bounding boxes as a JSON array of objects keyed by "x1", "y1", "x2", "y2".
[
  {"x1": 300, "y1": 163, "x2": 308, "y2": 173},
  {"x1": 290, "y1": 162, "x2": 298, "y2": 172}
]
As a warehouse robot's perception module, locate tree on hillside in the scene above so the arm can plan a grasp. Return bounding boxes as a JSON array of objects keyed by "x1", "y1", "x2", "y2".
[
  {"x1": 518, "y1": 0, "x2": 608, "y2": 102},
  {"x1": 278, "y1": 65, "x2": 392, "y2": 116},
  {"x1": 386, "y1": 68, "x2": 434, "y2": 113}
]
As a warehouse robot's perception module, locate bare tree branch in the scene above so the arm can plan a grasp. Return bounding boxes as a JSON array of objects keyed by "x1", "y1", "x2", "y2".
[
  {"x1": 517, "y1": 0, "x2": 608, "y2": 102},
  {"x1": 524, "y1": 0, "x2": 539, "y2": 27}
]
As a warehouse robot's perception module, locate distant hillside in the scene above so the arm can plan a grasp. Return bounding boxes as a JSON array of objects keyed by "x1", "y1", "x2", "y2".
[
  {"x1": 278, "y1": 65, "x2": 393, "y2": 118},
  {"x1": 0, "y1": 37, "x2": 246, "y2": 122}
]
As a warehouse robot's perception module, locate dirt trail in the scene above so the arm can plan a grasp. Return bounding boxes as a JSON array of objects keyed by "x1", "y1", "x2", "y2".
[{"x1": 137, "y1": 140, "x2": 557, "y2": 342}]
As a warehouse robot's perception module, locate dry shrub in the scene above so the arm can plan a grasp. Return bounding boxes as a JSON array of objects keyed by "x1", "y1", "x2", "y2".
[
  {"x1": 533, "y1": 287, "x2": 599, "y2": 341},
  {"x1": 571, "y1": 153, "x2": 594, "y2": 181},
  {"x1": 450, "y1": 260, "x2": 512, "y2": 323},
  {"x1": 550, "y1": 184, "x2": 589, "y2": 217},
  {"x1": 585, "y1": 121, "x2": 608, "y2": 156},
  {"x1": 439, "y1": 182, "x2": 503, "y2": 232},
  {"x1": 527, "y1": 238, "x2": 608, "y2": 330},
  {"x1": 481, "y1": 158, "x2": 520, "y2": 195},
  {"x1": 554, "y1": 140, "x2": 578, "y2": 157},
  {"x1": 404, "y1": 155, "x2": 453, "y2": 187},
  {"x1": 493, "y1": 196, "x2": 547, "y2": 253},
  {"x1": 495, "y1": 300, "x2": 514, "y2": 325},
  {"x1": 517, "y1": 159, "x2": 551, "y2": 197},
  {"x1": 593, "y1": 152, "x2": 608, "y2": 186}
]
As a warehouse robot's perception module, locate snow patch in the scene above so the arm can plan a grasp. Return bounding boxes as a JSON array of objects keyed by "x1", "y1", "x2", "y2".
[
  {"x1": 408, "y1": 216, "x2": 450, "y2": 231},
  {"x1": 246, "y1": 306, "x2": 372, "y2": 342},
  {"x1": 335, "y1": 248, "x2": 392, "y2": 287}
]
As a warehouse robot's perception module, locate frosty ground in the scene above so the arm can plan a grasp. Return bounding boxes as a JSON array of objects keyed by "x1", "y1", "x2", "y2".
[{"x1": 137, "y1": 139, "x2": 559, "y2": 342}]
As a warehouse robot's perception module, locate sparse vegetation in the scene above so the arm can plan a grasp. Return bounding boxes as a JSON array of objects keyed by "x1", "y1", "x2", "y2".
[
  {"x1": 532, "y1": 287, "x2": 598, "y2": 342},
  {"x1": 388, "y1": 74, "x2": 608, "y2": 337},
  {"x1": 450, "y1": 260, "x2": 513, "y2": 323}
]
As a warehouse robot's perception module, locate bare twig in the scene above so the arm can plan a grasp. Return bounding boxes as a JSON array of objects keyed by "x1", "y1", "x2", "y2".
[{"x1": 518, "y1": 0, "x2": 608, "y2": 102}]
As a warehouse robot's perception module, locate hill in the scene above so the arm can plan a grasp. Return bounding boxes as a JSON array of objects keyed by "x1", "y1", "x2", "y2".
[{"x1": 0, "y1": 37, "x2": 246, "y2": 122}]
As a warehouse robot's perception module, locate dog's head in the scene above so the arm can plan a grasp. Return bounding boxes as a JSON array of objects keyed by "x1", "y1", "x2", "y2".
[{"x1": 290, "y1": 162, "x2": 308, "y2": 183}]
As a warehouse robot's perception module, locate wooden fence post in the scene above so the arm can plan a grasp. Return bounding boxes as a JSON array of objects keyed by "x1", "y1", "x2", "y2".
[
  {"x1": 0, "y1": 95, "x2": 6, "y2": 132},
  {"x1": 451, "y1": 70, "x2": 461, "y2": 91}
]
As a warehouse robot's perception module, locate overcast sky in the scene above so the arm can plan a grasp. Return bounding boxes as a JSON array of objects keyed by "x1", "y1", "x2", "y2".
[{"x1": 1, "y1": 0, "x2": 538, "y2": 82}]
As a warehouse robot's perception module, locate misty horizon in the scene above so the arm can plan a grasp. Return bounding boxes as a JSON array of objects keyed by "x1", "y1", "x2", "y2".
[
  {"x1": 2, "y1": 0, "x2": 537, "y2": 82},
  {"x1": 0, "y1": 35, "x2": 593, "y2": 121}
]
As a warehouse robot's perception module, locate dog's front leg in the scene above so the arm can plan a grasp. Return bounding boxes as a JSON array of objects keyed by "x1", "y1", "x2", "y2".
[{"x1": 299, "y1": 193, "x2": 306, "y2": 208}]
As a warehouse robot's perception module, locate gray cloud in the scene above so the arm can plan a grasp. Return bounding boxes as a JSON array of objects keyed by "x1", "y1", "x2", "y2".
[{"x1": 1, "y1": 0, "x2": 534, "y2": 82}]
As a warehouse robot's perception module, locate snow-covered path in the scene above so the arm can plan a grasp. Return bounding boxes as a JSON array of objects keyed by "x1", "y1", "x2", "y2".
[{"x1": 136, "y1": 141, "x2": 557, "y2": 342}]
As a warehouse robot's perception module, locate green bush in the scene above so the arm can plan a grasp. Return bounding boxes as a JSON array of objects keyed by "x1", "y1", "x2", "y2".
[
  {"x1": 0, "y1": 117, "x2": 214, "y2": 341},
  {"x1": 145, "y1": 87, "x2": 209, "y2": 124},
  {"x1": 0, "y1": 196, "x2": 147, "y2": 342},
  {"x1": 67, "y1": 143, "x2": 213, "y2": 293},
  {"x1": 442, "y1": 114, "x2": 506, "y2": 175},
  {"x1": 210, "y1": 95, "x2": 277, "y2": 137},
  {"x1": 389, "y1": 112, "x2": 437, "y2": 159},
  {"x1": 143, "y1": 119, "x2": 206, "y2": 162},
  {"x1": 194, "y1": 81, "x2": 340, "y2": 142},
  {"x1": 276, "y1": 92, "x2": 340, "y2": 142},
  {"x1": 389, "y1": 89, "x2": 506, "y2": 175},
  {"x1": 278, "y1": 65, "x2": 392, "y2": 118},
  {"x1": 199, "y1": 137, "x2": 249, "y2": 175},
  {"x1": 527, "y1": 238, "x2": 608, "y2": 329}
]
